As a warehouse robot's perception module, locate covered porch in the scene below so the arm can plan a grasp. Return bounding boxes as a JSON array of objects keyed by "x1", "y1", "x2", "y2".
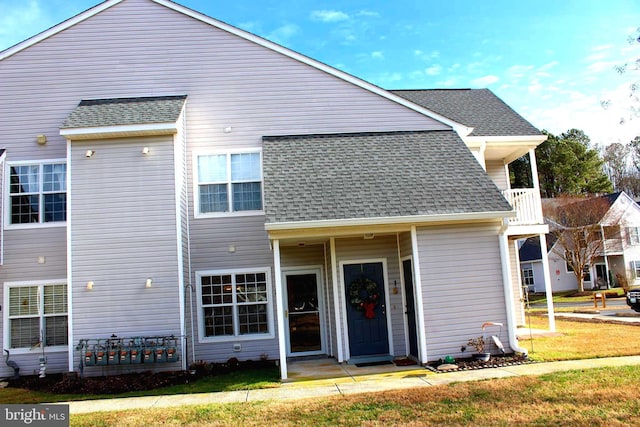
[
  {"x1": 261, "y1": 130, "x2": 521, "y2": 380},
  {"x1": 269, "y1": 227, "x2": 427, "y2": 380}
]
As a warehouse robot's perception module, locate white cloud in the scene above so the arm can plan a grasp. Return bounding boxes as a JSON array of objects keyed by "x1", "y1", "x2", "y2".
[
  {"x1": 471, "y1": 75, "x2": 499, "y2": 86},
  {"x1": 592, "y1": 44, "x2": 614, "y2": 52},
  {"x1": 425, "y1": 65, "x2": 441, "y2": 76},
  {"x1": 369, "y1": 72, "x2": 403, "y2": 86},
  {"x1": 267, "y1": 24, "x2": 300, "y2": 44},
  {"x1": 357, "y1": 10, "x2": 380, "y2": 17},
  {"x1": 310, "y1": 10, "x2": 349, "y2": 22},
  {"x1": 586, "y1": 60, "x2": 618, "y2": 73},
  {"x1": 506, "y1": 64, "x2": 535, "y2": 80},
  {"x1": 371, "y1": 51, "x2": 384, "y2": 59},
  {"x1": 539, "y1": 61, "x2": 559, "y2": 71},
  {"x1": 414, "y1": 50, "x2": 439, "y2": 60},
  {"x1": 436, "y1": 78, "x2": 457, "y2": 87},
  {"x1": 0, "y1": 0, "x2": 44, "y2": 48},
  {"x1": 519, "y1": 83, "x2": 638, "y2": 146}
]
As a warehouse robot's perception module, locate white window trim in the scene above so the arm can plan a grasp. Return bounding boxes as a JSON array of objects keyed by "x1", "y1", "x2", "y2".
[
  {"x1": 192, "y1": 148, "x2": 264, "y2": 219},
  {"x1": 2, "y1": 279, "x2": 68, "y2": 355},
  {"x1": 633, "y1": 261, "x2": 640, "y2": 278},
  {"x1": 521, "y1": 266, "x2": 534, "y2": 286},
  {"x1": 4, "y1": 158, "x2": 67, "y2": 230},
  {"x1": 195, "y1": 267, "x2": 274, "y2": 343}
]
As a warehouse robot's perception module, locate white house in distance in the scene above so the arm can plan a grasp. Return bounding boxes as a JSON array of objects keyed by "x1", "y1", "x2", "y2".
[
  {"x1": 0, "y1": 0, "x2": 552, "y2": 380},
  {"x1": 520, "y1": 192, "x2": 640, "y2": 293}
]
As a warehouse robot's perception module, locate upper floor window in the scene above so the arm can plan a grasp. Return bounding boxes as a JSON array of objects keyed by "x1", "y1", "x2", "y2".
[
  {"x1": 628, "y1": 227, "x2": 640, "y2": 245},
  {"x1": 4, "y1": 282, "x2": 68, "y2": 349},
  {"x1": 633, "y1": 260, "x2": 640, "y2": 278},
  {"x1": 196, "y1": 151, "x2": 262, "y2": 216},
  {"x1": 8, "y1": 161, "x2": 66, "y2": 225}
]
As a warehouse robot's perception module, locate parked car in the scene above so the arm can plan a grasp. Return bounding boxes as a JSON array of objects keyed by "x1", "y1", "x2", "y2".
[{"x1": 626, "y1": 287, "x2": 640, "y2": 312}]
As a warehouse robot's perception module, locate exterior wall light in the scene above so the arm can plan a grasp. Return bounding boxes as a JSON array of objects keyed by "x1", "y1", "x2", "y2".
[
  {"x1": 142, "y1": 147, "x2": 149, "y2": 155},
  {"x1": 145, "y1": 278, "x2": 153, "y2": 288},
  {"x1": 86, "y1": 281, "x2": 94, "y2": 290},
  {"x1": 85, "y1": 150, "x2": 95, "y2": 158}
]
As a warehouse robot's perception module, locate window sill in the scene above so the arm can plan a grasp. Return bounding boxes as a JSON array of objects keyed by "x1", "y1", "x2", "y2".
[
  {"x1": 6, "y1": 346, "x2": 68, "y2": 356},
  {"x1": 4, "y1": 222, "x2": 66, "y2": 231},
  {"x1": 198, "y1": 333, "x2": 274, "y2": 344},
  {"x1": 194, "y1": 211, "x2": 264, "y2": 220}
]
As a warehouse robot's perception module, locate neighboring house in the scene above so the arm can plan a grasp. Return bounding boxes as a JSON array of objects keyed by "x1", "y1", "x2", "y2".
[
  {"x1": 520, "y1": 192, "x2": 640, "y2": 293},
  {"x1": 519, "y1": 236, "x2": 557, "y2": 293},
  {"x1": 0, "y1": 0, "x2": 550, "y2": 380}
]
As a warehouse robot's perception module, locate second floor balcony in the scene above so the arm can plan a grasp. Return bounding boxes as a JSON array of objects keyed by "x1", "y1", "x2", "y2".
[{"x1": 502, "y1": 188, "x2": 544, "y2": 227}]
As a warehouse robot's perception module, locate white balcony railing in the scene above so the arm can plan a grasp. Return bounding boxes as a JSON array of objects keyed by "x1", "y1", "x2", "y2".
[{"x1": 501, "y1": 188, "x2": 544, "y2": 226}]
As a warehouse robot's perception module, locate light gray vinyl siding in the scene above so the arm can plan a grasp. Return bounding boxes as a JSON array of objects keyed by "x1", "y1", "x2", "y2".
[
  {"x1": 416, "y1": 223, "x2": 510, "y2": 361},
  {"x1": 334, "y1": 235, "x2": 406, "y2": 357},
  {"x1": 0, "y1": 227, "x2": 68, "y2": 376},
  {"x1": 486, "y1": 160, "x2": 509, "y2": 191},
  {"x1": 399, "y1": 232, "x2": 412, "y2": 259},
  {"x1": 510, "y1": 239, "x2": 525, "y2": 326},
  {"x1": 69, "y1": 135, "x2": 182, "y2": 373}
]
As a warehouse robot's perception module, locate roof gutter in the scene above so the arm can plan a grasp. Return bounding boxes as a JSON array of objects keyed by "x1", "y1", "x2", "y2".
[
  {"x1": 265, "y1": 210, "x2": 514, "y2": 231},
  {"x1": 60, "y1": 122, "x2": 178, "y2": 141}
]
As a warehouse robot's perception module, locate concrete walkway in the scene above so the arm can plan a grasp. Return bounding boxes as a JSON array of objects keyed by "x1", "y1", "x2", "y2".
[{"x1": 65, "y1": 355, "x2": 640, "y2": 414}]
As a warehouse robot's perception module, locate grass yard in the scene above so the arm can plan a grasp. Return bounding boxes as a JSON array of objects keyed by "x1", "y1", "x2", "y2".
[
  {"x1": 4, "y1": 315, "x2": 640, "y2": 426},
  {"x1": 71, "y1": 365, "x2": 640, "y2": 426},
  {"x1": 520, "y1": 315, "x2": 640, "y2": 361},
  {"x1": 527, "y1": 288, "x2": 626, "y2": 304},
  {"x1": 0, "y1": 368, "x2": 280, "y2": 404}
]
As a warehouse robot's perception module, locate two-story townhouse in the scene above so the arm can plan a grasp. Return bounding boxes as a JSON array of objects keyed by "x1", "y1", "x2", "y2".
[{"x1": 0, "y1": 0, "x2": 550, "y2": 380}]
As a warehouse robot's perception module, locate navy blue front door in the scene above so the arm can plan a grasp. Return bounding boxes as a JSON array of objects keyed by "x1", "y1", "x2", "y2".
[{"x1": 343, "y1": 262, "x2": 389, "y2": 357}]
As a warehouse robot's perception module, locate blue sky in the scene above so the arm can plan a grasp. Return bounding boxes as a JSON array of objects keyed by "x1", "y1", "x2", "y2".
[{"x1": 1, "y1": 0, "x2": 639, "y2": 146}]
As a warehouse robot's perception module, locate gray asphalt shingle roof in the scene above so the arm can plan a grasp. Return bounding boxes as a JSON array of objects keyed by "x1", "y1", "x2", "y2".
[
  {"x1": 391, "y1": 89, "x2": 541, "y2": 137},
  {"x1": 263, "y1": 130, "x2": 512, "y2": 224},
  {"x1": 61, "y1": 95, "x2": 187, "y2": 128}
]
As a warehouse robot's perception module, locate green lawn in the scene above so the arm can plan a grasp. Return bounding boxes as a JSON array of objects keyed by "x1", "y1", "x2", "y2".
[
  {"x1": 70, "y1": 365, "x2": 640, "y2": 426},
  {"x1": 0, "y1": 367, "x2": 280, "y2": 404},
  {"x1": 527, "y1": 288, "x2": 626, "y2": 304}
]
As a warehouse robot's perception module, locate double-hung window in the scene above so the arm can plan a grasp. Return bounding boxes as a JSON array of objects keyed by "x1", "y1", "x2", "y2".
[
  {"x1": 196, "y1": 151, "x2": 262, "y2": 215},
  {"x1": 197, "y1": 269, "x2": 272, "y2": 341},
  {"x1": 633, "y1": 261, "x2": 640, "y2": 278},
  {"x1": 5, "y1": 282, "x2": 68, "y2": 349},
  {"x1": 8, "y1": 161, "x2": 66, "y2": 225},
  {"x1": 629, "y1": 227, "x2": 640, "y2": 245},
  {"x1": 521, "y1": 265, "x2": 534, "y2": 288}
]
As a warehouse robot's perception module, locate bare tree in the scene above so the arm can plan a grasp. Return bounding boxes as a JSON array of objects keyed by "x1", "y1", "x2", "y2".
[{"x1": 545, "y1": 195, "x2": 613, "y2": 292}]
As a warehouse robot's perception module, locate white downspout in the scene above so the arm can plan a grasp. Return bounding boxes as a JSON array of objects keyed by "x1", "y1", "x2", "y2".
[{"x1": 498, "y1": 219, "x2": 529, "y2": 355}]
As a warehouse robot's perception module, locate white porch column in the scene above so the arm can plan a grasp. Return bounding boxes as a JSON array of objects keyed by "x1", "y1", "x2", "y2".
[
  {"x1": 330, "y1": 237, "x2": 345, "y2": 362},
  {"x1": 272, "y1": 239, "x2": 288, "y2": 379},
  {"x1": 539, "y1": 233, "x2": 556, "y2": 331},
  {"x1": 410, "y1": 226, "x2": 428, "y2": 364},
  {"x1": 529, "y1": 148, "x2": 541, "y2": 191}
]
